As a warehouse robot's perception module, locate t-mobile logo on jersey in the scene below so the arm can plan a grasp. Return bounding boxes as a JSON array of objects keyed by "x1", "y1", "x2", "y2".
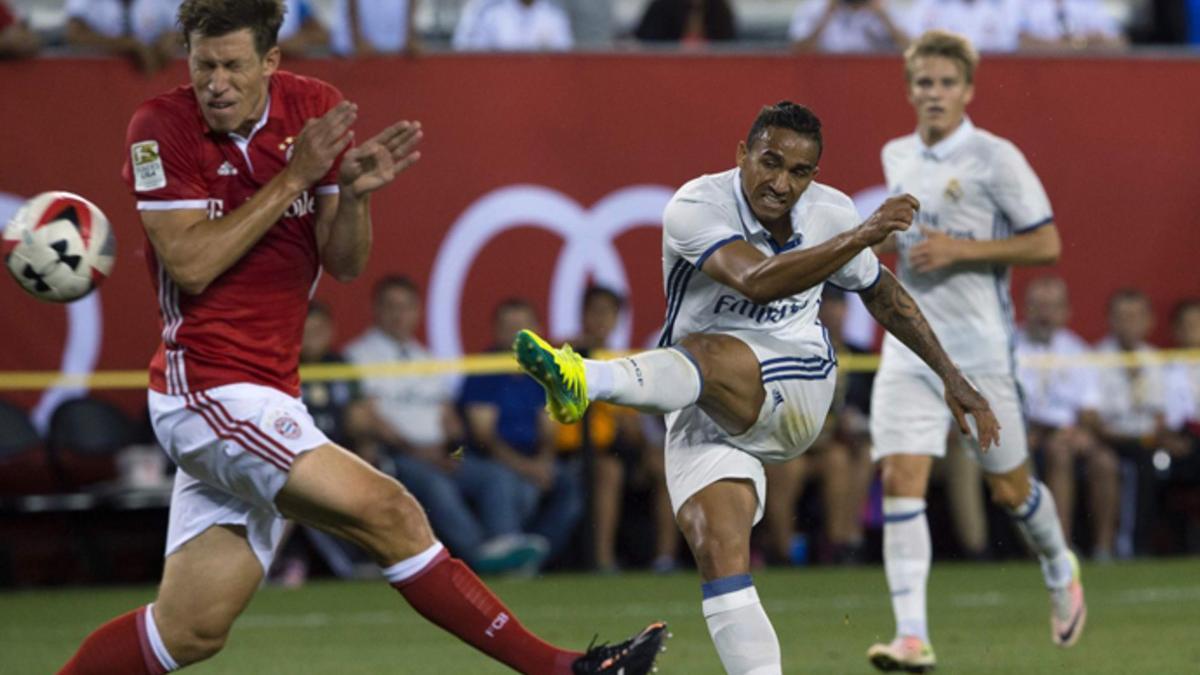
[
  {"x1": 284, "y1": 191, "x2": 316, "y2": 219},
  {"x1": 207, "y1": 198, "x2": 224, "y2": 220},
  {"x1": 484, "y1": 611, "x2": 510, "y2": 638}
]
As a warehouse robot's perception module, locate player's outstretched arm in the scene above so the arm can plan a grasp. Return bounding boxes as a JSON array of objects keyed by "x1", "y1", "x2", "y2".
[
  {"x1": 702, "y1": 194, "x2": 919, "y2": 304},
  {"x1": 317, "y1": 120, "x2": 424, "y2": 281},
  {"x1": 860, "y1": 269, "x2": 1001, "y2": 450}
]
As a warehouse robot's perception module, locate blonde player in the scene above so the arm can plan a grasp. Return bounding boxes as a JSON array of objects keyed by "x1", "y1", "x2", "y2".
[{"x1": 866, "y1": 30, "x2": 1084, "y2": 672}]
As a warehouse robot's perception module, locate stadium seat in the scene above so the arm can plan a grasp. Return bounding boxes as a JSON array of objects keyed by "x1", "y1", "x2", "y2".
[
  {"x1": 0, "y1": 399, "x2": 57, "y2": 496},
  {"x1": 46, "y1": 396, "x2": 134, "y2": 490}
]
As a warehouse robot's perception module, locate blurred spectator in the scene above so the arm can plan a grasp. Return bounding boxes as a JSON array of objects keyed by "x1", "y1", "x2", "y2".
[
  {"x1": 904, "y1": 0, "x2": 1023, "y2": 52},
  {"x1": 461, "y1": 299, "x2": 585, "y2": 567},
  {"x1": 278, "y1": 0, "x2": 330, "y2": 57},
  {"x1": 64, "y1": 0, "x2": 181, "y2": 75},
  {"x1": 0, "y1": 1, "x2": 39, "y2": 59},
  {"x1": 345, "y1": 278, "x2": 547, "y2": 574},
  {"x1": 763, "y1": 288, "x2": 876, "y2": 565},
  {"x1": 1163, "y1": 300, "x2": 1200, "y2": 481},
  {"x1": 1093, "y1": 289, "x2": 1172, "y2": 558},
  {"x1": 789, "y1": 0, "x2": 909, "y2": 53},
  {"x1": 558, "y1": 0, "x2": 615, "y2": 46},
  {"x1": 1019, "y1": 0, "x2": 1127, "y2": 50},
  {"x1": 331, "y1": 0, "x2": 420, "y2": 57},
  {"x1": 633, "y1": 0, "x2": 736, "y2": 45},
  {"x1": 453, "y1": 0, "x2": 573, "y2": 51},
  {"x1": 555, "y1": 286, "x2": 678, "y2": 572},
  {"x1": 1016, "y1": 277, "x2": 1116, "y2": 557}
]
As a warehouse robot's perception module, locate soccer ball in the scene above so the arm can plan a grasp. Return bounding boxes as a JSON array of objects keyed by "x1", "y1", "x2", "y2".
[{"x1": 3, "y1": 191, "x2": 116, "y2": 303}]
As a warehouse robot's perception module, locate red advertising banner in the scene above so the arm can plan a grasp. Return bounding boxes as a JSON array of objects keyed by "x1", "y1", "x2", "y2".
[{"x1": 1, "y1": 54, "x2": 1198, "y2": 417}]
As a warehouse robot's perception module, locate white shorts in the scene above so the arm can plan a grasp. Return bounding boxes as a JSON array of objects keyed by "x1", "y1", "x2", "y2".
[
  {"x1": 870, "y1": 365, "x2": 1028, "y2": 474},
  {"x1": 665, "y1": 329, "x2": 837, "y2": 525},
  {"x1": 149, "y1": 383, "x2": 330, "y2": 572}
]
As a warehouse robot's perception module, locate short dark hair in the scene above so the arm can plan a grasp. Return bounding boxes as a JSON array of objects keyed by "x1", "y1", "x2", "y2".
[
  {"x1": 494, "y1": 297, "x2": 536, "y2": 323},
  {"x1": 372, "y1": 275, "x2": 419, "y2": 304},
  {"x1": 178, "y1": 0, "x2": 285, "y2": 56},
  {"x1": 746, "y1": 101, "x2": 823, "y2": 158},
  {"x1": 1108, "y1": 287, "x2": 1150, "y2": 313},
  {"x1": 583, "y1": 285, "x2": 625, "y2": 311}
]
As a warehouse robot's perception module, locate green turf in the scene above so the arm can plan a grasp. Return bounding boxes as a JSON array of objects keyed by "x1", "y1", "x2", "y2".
[{"x1": 4, "y1": 558, "x2": 1199, "y2": 674}]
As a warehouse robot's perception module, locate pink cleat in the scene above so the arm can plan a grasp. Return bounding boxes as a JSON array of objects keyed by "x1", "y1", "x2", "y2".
[
  {"x1": 1050, "y1": 551, "x2": 1087, "y2": 647},
  {"x1": 867, "y1": 635, "x2": 936, "y2": 673}
]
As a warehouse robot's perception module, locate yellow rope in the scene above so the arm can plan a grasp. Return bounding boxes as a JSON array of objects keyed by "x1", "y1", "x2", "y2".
[{"x1": 0, "y1": 349, "x2": 1197, "y2": 391}]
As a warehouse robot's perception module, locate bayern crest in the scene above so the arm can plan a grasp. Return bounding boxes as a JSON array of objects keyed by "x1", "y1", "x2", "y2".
[{"x1": 273, "y1": 414, "x2": 302, "y2": 440}]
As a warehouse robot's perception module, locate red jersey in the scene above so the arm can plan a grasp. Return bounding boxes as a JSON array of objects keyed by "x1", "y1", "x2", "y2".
[{"x1": 122, "y1": 71, "x2": 343, "y2": 398}]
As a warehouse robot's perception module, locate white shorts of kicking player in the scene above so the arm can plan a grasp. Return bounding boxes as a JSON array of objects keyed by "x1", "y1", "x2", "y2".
[
  {"x1": 664, "y1": 329, "x2": 837, "y2": 526},
  {"x1": 870, "y1": 365, "x2": 1028, "y2": 474},
  {"x1": 148, "y1": 383, "x2": 330, "y2": 573}
]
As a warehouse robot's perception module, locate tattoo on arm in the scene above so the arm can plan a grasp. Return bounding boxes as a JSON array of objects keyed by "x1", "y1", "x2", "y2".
[{"x1": 860, "y1": 269, "x2": 958, "y2": 379}]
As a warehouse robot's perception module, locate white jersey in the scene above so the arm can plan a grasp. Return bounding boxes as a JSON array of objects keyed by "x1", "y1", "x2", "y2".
[
  {"x1": 1092, "y1": 337, "x2": 1169, "y2": 438},
  {"x1": 1015, "y1": 327, "x2": 1101, "y2": 428},
  {"x1": 658, "y1": 169, "x2": 880, "y2": 356},
  {"x1": 881, "y1": 118, "x2": 1053, "y2": 376}
]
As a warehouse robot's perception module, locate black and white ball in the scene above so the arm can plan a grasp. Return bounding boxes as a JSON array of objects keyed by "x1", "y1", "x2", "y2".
[{"x1": 3, "y1": 191, "x2": 116, "y2": 303}]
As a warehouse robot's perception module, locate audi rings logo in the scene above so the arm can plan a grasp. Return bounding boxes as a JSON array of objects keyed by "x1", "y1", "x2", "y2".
[{"x1": 427, "y1": 185, "x2": 675, "y2": 359}]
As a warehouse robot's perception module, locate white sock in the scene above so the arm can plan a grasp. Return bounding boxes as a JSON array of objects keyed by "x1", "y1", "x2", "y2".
[
  {"x1": 144, "y1": 603, "x2": 180, "y2": 672},
  {"x1": 701, "y1": 576, "x2": 782, "y2": 675},
  {"x1": 380, "y1": 542, "x2": 445, "y2": 584},
  {"x1": 1008, "y1": 479, "x2": 1073, "y2": 589},
  {"x1": 883, "y1": 497, "x2": 931, "y2": 642},
  {"x1": 583, "y1": 347, "x2": 702, "y2": 414}
]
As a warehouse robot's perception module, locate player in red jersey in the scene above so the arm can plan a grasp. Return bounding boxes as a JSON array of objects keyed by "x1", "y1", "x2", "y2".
[{"x1": 58, "y1": 2, "x2": 666, "y2": 674}]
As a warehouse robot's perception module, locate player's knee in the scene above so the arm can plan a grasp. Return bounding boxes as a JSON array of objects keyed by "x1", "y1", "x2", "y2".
[
  {"x1": 988, "y1": 477, "x2": 1027, "y2": 510},
  {"x1": 161, "y1": 612, "x2": 233, "y2": 665},
  {"x1": 356, "y1": 480, "x2": 433, "y2": 544},
  {"x1": 880, "y1": 462, "x2": 923, "y2": 497}
]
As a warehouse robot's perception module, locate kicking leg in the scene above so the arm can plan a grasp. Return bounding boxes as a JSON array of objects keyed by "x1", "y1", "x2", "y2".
[
  {"x1": 278, "y1": 444, "x2": 665, "y2": 675},
  {"x1": 59, "y1": 524, "x2": 263, "y2": 673},
  {"x1": 677, "y1": 479, "x2": 781, "y2": 675}
]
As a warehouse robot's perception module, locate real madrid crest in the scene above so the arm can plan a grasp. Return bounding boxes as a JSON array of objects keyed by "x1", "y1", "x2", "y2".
[{"x1": 943, "y1": 178, "x2": 963, "y2": 202}]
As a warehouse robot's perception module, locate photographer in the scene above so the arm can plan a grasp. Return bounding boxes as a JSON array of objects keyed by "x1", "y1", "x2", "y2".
[{"x1": 789, "y1": 0, "x2": 909, "y2": 53}]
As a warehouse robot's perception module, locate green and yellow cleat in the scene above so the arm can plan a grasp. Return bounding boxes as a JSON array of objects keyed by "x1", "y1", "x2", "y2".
[{"x1": 513, "y1": 329, "x2": 590, "y2": 424}]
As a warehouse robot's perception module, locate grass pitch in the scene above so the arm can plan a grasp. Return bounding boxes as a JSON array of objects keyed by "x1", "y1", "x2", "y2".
[{"x1": 4, "y1": 558, "x2": 1198, "y2": 674}]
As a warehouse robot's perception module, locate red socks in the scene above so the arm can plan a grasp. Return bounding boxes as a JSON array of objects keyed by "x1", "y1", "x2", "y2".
[
  {"x1": 59, "y1": 607, "x2": 165, "y2": 675},
  {"x1": 392, "y1": 549, "x2": 581, "y2": 675}
]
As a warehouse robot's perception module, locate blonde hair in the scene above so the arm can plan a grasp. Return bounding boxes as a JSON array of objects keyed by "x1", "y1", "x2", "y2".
[{"x1": 904, "y1": 30, "x2": 980, "y2": 84}]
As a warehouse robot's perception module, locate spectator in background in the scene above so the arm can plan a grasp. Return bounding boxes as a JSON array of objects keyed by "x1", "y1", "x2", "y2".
[
  {"x1": 555, "y1": 286, "x2": 678, "y2": 572},
  {"x1": 763, "y1": 288, "x2": 876, "y2": 565},
  {"x1": 461, "y1": 299, "x2": 585, "y2": 567},
  {"x1": 558, "y1": 0, "x2": 615, "y2": 46},
  {"x1": 904, "y1": 0, "x2": 1023, "y2": 52},
  {"x1": 1019, "y1": 0, "x2": 1127, "y2": 50},
  {"x1": 64, "y1": 0, "x2": 181, "y2": 74},
  {"x1": 1016, "y1": 277, "x2": 1115, "y2": 557},
  {"x1": 790, "y1": 0, "x2": 909, "y2": 53},
  {"x1": 453, "y1": 0, "x2": 573, "y2": 51},
  {"x1": 1093, "y1": 288, "x2": 1172, "y2": 558},
  {"x1": 634, "y1": 0, "x2": 736, "y2": 45},
  {"x1": 331, "y1": 0, "x2": 420, "y2": 57},
  {"x1": 277, "y1": 0, "x2": 330, "y2": 56},
  {"x1": 345, "y1": 278, "x2": 547, "y2": 574},
  {"x1": 1163, "y1": 300, "x2": 1200, "y2": 486},
  {"x1": 0, "y1": 1, "x2": 39, "y2": 59}
]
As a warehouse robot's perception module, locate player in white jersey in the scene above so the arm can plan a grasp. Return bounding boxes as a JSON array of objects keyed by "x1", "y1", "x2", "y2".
[
  {"x1": 866, "y1": 31, "x2": 1085, "y2": 672},
  {"x1": 514, "y1": 101, "x2": 999, "y2": 675}
]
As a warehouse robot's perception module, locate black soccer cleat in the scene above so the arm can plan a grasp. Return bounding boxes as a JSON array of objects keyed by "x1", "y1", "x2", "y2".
[{"x1": 572, "y1": 622, "x2": 669, "y2": 674}]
